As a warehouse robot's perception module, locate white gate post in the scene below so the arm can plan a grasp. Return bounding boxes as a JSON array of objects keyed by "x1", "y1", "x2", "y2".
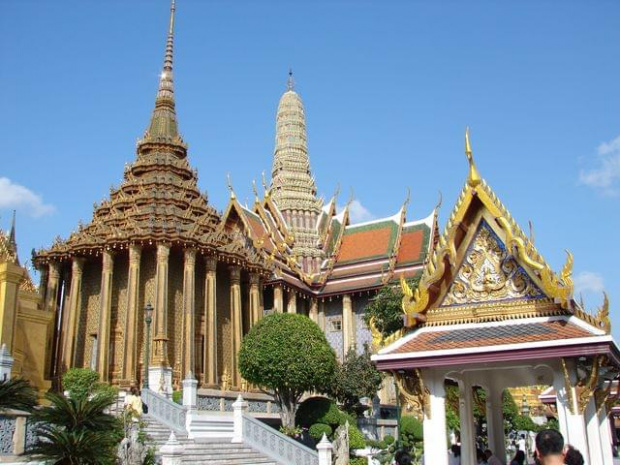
[
  {"x1": 317, "y1": 434, "x2": 333, "y2": 465},
  {"x1": 232, "y1": 394, "x2": 248, "y2": 443},
  {"x1": 182, "y1": 372, "x2": 198, "y2": 409},
  {"x1": 160, "y1": 431, "x2": 184, "y2": 465}
]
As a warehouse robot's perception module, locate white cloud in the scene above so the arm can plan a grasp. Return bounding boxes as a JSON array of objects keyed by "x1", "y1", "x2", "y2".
[
  {"x1": 0, "y1": 177, "x2": 55, "y2": 218},
  {"x1": 579, "y1": 135, "x2": 620, "y2": 196},
  {"x1": 573, "y1": 271, "x2": 605, "y2": 295},
  {"x1": 341, "y1": 199, "x2": 375, "y2": 223}
]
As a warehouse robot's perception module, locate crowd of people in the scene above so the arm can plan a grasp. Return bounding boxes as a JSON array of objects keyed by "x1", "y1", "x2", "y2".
[{"x1": 395, "y1": 429, "x2": 585, "y2": 465}]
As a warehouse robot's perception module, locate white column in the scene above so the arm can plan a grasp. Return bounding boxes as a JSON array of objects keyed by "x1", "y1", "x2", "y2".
[
  {"x1": 160, "y1": 432, "x2": 184, "y2": 465},
  {"x1": 486, "y1": 384, "x2": 506, "y2": 463},
  {"x1": 458, "y1": 378, "x2": 477, "y2": 465},
  {"x1": 232, "y1": 395, "x2": 248, "y2": 443},
  {"x1": 422, "y1": 370, "x2": 448, "y2": 465},
  {"x1": 598, "y1": 406, "x2": 614, "y2": 465},
  {"x1": 586, "y1": 398, "x2": 603, "y2": 465},
  {"x1": 317, "y1": 434, "x2": 333, "y2": 465},
  {"x1": 182, "y1": 375, "x2": 197, "y2": 409},
  {"x1": 553, "y1": 362, "x2": 590, "y2": 464}
]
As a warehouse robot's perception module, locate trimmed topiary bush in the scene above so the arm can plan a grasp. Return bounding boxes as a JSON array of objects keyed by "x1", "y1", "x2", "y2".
[
  {"x1": 400, "y1": 415, "x2": 423, "y2": 449},
  {"x1": 383, "y1": 434, "x2": 395, "y2": 445},
  {"x1": 62, "y1": 368, "x2": 100, "y2": 400},
  {"x1": 309, "y1": 423, "x2": 332, "y2": 442},
  {"x1": 296, "y1": 397, "x2": 343, "y2": 428},
  {"x1": 349, "y1": 458, "x2": 367, "y2": 465},
  {"x1": 348, "y1": 423, "x2": 366, "y2": 450}
]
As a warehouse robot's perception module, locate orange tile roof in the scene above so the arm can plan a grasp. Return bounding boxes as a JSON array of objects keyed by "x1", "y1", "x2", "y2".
[
  {"x1": 396, "y1": 228, "x2": 427, "y2": 265},
  {"x1": 390, "y1": 320, "x2": 593, "y2": 354},
  {"x1": 337, "y1": 222, "x2": 397, "y2": 264}
]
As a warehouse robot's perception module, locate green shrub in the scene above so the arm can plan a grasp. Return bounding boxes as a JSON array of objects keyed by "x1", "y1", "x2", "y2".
[
  {"x1": 309, "y1": 423, "x2": 332, "y2": 442},
  {"x1": 296, "y1": 397, "x2": 343, "y2": 428},
  {"x1": 172, "y1": 390, "x2": 182, "y2": 405},
  {"x1": 349, "y1": 458, "x2": 367, "y2": 465},
  {"x1": 366, "y1": 439, "x2": 386, "y2": 450},
  {"x1": 348, "y1": 423, "x2": 366, "y2": 450},
  {"x1": 383, "y1": 434, "x2": 395, "y2": 445},
  {"x1": 400, "y1": 415, "x2": 423, "y2": 448},
  {"x1": 62, "y1": 368, "x2": 100, "y2": 400}
]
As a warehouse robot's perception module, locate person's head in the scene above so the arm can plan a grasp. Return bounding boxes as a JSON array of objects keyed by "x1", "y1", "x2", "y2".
[
  {"x1": 130, "y1": 386, "x2": 138, "y2": 396},
  {"x1": 564, "y1": 445, "x2": 584, "y2": 465},
  {"x1": 521, "y1": 434, "x2": 526, "y2": 439},
  {"x1": 394, "y1": 449, "x2": 412, "y2": 465},
  {"x1": 485, "y1": 449, "x2": 494, "y2": 459},
  {"x1": 451, "y1": 444, "x2": 461, "y2": 457},
  {"x1": 535, "y1": 429, "x2": 564, "y2": 459}
]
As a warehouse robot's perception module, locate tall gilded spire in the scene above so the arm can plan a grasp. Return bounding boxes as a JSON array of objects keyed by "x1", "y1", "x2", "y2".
[
  {"x1": 139, "y1": 0, "x2": 185, "y2": 149},
  {"x1": 270, "y1": 73, "x2": 324, "y2": 273}
]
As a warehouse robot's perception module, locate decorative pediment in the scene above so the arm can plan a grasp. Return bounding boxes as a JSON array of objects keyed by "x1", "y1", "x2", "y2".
[{"x1": 441, "y1": 220, "x2": 545, "y2": 307}]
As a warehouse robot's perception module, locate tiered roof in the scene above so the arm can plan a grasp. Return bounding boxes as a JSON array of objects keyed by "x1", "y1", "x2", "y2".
[
  {"x1": 374, "y1": 130, "x2": 615, "y2": 369},
  {"x1": 33, "y1": 1, "x2": 268, "y2": 274}
]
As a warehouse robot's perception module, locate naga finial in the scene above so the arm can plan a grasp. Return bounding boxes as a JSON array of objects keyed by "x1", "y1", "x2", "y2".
[
  {"x1": 403, "y1": 187, "x2": 411, "y2": 210},
  {"x1": 465, "y1": 127, "x2": 481, "y2": 187},
  {"x1": 252, "y1": 179, "x2": 259, "y2": 201},
  {"x1": 435, "y1": 191, "x2": 443, "y2": 211},
  {"x1": 597, "y1": 292, "x2": 611, "y2": 334}
]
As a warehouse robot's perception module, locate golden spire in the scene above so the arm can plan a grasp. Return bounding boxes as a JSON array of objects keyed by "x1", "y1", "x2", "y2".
[
  {"x1": 140, "y1": 0, "x2": 183, "y2": 148},
  {"x1": 465, "y1": 127, "x2": 481, "y2": 187}
]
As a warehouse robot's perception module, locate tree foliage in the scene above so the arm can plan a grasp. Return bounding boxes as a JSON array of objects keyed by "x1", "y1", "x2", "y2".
[
  {"x1": 363, "y1": 278, "x2": 420, "y2": 339},
  {"x1": 296, "y1": 397, "x2": 344, "y2": 428},
  {"x1": 29, "y1": 390, "x2": 121, "y2": 464},
  {"x1": 400, "y1": 415, "x2": 424, "y2": 449},
  {"x1": 328, "y1": 345, "x2": 383, "y2": 413},
  {"x1": 62, "y1": 368, "x2": 117, "y2": 401},
  {"x1": 0, "y1": 378, "x2": 38, "y2": 412},
  {"x1": 239, "y1": 313, "x2": 337, "y2": 428}
]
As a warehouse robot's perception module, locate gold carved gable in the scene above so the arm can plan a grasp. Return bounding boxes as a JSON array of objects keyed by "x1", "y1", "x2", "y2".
[{"x1": 441, "y1": 220, "x2": 545, "y2": 307}]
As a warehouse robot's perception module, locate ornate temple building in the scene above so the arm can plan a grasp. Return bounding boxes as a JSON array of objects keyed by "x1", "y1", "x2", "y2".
[
  {"x1": 31, "y1": 1, "x2": 436, "y2": 395},
  {"x1": 373, "y1": 134, "x2": 619, "y2": 464},
  {"x1": 0, "y1": 214, "x2": 52, "y2": 392},
  {"x1": 221, "y1": 73, "x2": 437, "y2": 364}
]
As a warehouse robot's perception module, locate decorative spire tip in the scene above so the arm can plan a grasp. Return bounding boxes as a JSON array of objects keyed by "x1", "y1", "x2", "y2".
[
  {"x1": 465, "y1": 127, "x2": 481, "y2": 187},
  {"x1": 287, "y1": 68, "x2": 295, "y2": 91}
]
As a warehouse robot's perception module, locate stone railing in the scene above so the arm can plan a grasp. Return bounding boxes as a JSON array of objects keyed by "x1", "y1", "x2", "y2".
[
  {"x1": 232, "y1": 395, "x2": 330, "y2": 465},
  {"x1": 142, "y1": 388, "x2": 187, "y2": 433},
  {"x1": 0, "y1": 411, "x2": 39, "y2": 457}
]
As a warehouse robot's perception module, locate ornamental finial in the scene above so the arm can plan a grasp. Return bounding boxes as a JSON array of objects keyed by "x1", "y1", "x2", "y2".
[
  {"x1": 287, "y1": 68, "x2": 294, "y2": 91},
  {"x1": 226, "y1": 173, "x2": 236, "y2": 200},
  {"x1": 465, "y1": 127, "x2": 481, "y2": 187}
]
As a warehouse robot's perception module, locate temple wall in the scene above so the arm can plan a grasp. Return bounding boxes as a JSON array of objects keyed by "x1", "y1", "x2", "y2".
[
  {"x1": 323, "y1": 297, "x2": 344, "y2": 360},
  {"x1": 353, "y1": 294, "x2": 372, "y2": 354},
  {"x1": 79, "y1": 259, "x2": 101, "y2": 369},
  {"x1": 138, "y1": 249, "x2": 156, "y2": 381},
  {"x1": 216, "y1": 263, "x2": 231, "y2": 384},
  {"x1": 167, "y1": 249, "x2": 184, "y2": 388},
  {"x1": 110, "y1": 253, "x2": 128, "y2": 382}
]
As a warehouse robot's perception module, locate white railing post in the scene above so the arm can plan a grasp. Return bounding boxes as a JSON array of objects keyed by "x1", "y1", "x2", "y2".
[
  {"x1": 0, "y1": 344, "x2": 14, "y2": 380},
  {"x1": 160, "y1": 431, "x2": 184, "y2": 465},
  {"x1": 182, "y1": 372, "x2": 197, "y2": 409},
  {"x1": 317, "y1": 434, "x2": 333, "y2": 465},
  {"x1": 231, "y1": 394, "x2": 248, "y2": 443}
]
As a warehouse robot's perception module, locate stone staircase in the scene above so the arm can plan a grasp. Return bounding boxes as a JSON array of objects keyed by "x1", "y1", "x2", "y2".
[{"x1": 141, "y1": 415, "x2": 278, "y2": 465}]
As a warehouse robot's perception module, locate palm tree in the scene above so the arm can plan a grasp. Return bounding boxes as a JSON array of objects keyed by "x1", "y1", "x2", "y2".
[
  {"x1": 29, "y1": 390, "x2": 122, "y2": 465},
  {"x1": 0, "y1": 377, "x2": 38, "y2": 412}
]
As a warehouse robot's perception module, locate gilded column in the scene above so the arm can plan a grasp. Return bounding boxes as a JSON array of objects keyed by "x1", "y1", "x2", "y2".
[
  {"x1": 273, "y1": 283, "x2": 283, "y2": 313},
  {"x1": 63, "y1": 257, "x2": 85, "y2": 369},
  {"x1": 38, "y1": 266, "x2": 49, "y2": 304},
  {"x1": 44, "y1": 261, "x2": 61, "y2": 378},
  {"x1": 286, "y1": 289, "x2": 297, "y2": 314},
  {"x1": 182, "y1": 249, "x2": 197, "y2": 378},
  {"x1": 153, "y1": 244, "x2": 170, "y2": 366},
  {"x1": 45, "y1": 261, "x2": 61, "y2": 314},
  {"x1": 309, "y1": 298, "x2": 318, "y2": 324},
  {"x1": 249, "y1": 273, "x2": 261, "y2": 326},
  {"x1": 204, "y1": 256, "x2": 217, "y2": 386},
  {"x1": 342, "y1": 294, "x2": 355, "y2": 355},
  {"x1": 229, "y1": 265, "x2": 242, "y2": 387},
  {"x1": 97, "y1": 250, "x2": 114, "y2": 380},
  {"x1": 123, "y1": 245, "x2": 141, "y2": 384}
]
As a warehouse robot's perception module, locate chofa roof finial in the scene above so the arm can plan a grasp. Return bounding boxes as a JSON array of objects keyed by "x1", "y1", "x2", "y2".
[{"x1": 465, "y1": 127, "x2": 481, "y2": 187}]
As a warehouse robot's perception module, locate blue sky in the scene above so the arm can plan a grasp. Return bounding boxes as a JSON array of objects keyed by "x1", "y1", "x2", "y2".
[{"x1": 2, "y1": 1, "x2": 619, "y2": 338}]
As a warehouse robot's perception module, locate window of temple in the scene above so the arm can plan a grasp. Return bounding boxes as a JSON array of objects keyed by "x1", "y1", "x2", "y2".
[{"x1": 329, "y1": 317, "x2": 342, "y2": 332}]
